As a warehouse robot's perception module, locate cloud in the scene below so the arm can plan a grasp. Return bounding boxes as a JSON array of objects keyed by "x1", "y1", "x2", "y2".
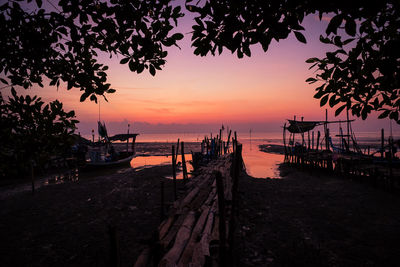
[{"x1": 145, "y1": 107, "x2": 173, "y2": 113}]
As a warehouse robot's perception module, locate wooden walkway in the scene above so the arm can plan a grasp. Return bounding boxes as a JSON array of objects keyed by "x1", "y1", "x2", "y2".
[{"x1": 134, "y1": 142, "x2": 243, "y2": 266}]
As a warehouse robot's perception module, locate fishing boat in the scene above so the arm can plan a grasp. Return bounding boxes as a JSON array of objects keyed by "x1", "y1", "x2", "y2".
[{"x1": 74, "y1": 122, "x2": 139, "y2": 170}]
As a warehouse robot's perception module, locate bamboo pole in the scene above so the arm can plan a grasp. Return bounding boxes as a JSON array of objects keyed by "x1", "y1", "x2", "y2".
[
  {"x1": 108, "y1": 225, "x2": 120, "y2": 267},
  {"x1": 172, "y1": 145, "x2": 177, "y2": 200},
  {"x1": 283, "y1": 124, "x2": 287, "y2": 160},
  {"x1": 181, "y1": 142, "x2": 188, "y2": 180},
  {"x1": 191, "y1": 201, "x2": 217, "y2": 266},
  {"x1": 215, "y1": 171, "x2": 226, "y2": 267},
  {"x1": 161, "y1": 181, "x2": 165, "y2": 221},
  {"x1": 226, "y1": 130, "x2": 232, "y2": 154},
  {"x1": 30, "y1": 160, "x2": 35, "y2": 195},
  {"x1": 228, "y1": 143, "x2": 242, "y2": 265},
  {"x1": 177, "y1": 206, "x2": 211, "y2": 266},
  {"x1": 133, "y1": 248, "x2": 150, "y2": 267},
  {"x1": 159, "y1": 212, "x2": 197, "y2": 267},
  {"x1": 312, "y1": 131, "x2": 314, "y2": 150},
  {"x1": 381, "y1": 128, "x2": 385, "y2": 158}
]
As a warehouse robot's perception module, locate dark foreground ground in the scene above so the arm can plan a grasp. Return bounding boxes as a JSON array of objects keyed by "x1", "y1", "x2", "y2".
[
  {"x1": 0, "y1": 165, "x2": 180, "y2": 267},
  {"x1": 235, "y1": 164, "x2": 400, "y2": 266},
  {"x1": 2, "y1": 148, "x2": 400, "y2": 266}
]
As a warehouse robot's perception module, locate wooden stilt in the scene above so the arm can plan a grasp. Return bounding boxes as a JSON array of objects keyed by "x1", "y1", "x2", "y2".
[
  {"x1": 215, "y1": 171, "x2": 226, "y2": 267},
  {"x1": 172, "y1": 145, "x2": 177, "y2": 200},
  {"x1": 181, "y1": 141, "x2": 188, "y2": 180}
]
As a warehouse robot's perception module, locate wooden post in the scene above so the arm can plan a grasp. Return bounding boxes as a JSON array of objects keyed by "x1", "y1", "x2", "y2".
[
  {"x1": 346, "y1": 109, "x2": 350, "y2": 151},
  {"x1": 108, "y1": 225, "x2": 120, "y2": 267},
  {"x1": 160, "y1": 181, "x2": 165, "y2": 221},
  {"x1": 381, "y1": 128, "x2": 384, "y2": 158},
  {"x1": 30, "y1": 160, "x2": 35, "y2": 195},
  {"x1": 228, "y1": 144, "x2": 242, "y2": 264},
  {"x1": 234, "y1": 131, "x2": 237, "y2": 152},
  {"x1": 126, "y1": 124, "x2": 130, "y2": 153},
  {"x1": 317, "y1": 131, "x2": 321, "y2": 151},
  {"x1": 181, "y1": 142, "x2": 188, "y2": 180},
  {"x1": 326, "y1": 128, "x2": 330, "y2": 151},
  {"x1": 226, "y1": 130, "x2": 232, "y2": 154},
  {"x1": 283, "y1": 123, "x2": 287, "y2": 160},
  {"x1": 175, "y1": 139, "x2": 180, "y2": 162},
  {"x1": 325, "y1": 109, "x2": 328, "y2": 150},
  {"x1": 312, "y1": 131, "x2": 314, "y2": 150},
  {"x1": 307, "y1": 131, "x2": 310, "y2": 150},
  {"x1": 172, "y1": 145, "x2": 177, "y2": 200},
  {"x1": 215, "y1": 171, "x2": 226, "y2": 267}
]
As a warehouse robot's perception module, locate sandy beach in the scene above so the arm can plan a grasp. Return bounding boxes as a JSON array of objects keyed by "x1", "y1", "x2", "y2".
[{"x1": 1, "y1": 142, "x2": 400, "y2": 266}]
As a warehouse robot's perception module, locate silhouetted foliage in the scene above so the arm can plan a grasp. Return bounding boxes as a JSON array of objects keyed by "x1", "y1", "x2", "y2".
[
  {"x1": 186, "y1": 0, "x2": 400, "y2": 123},
  {"x1": 0, "y1": 89, "x2": 78, "y2": 178},
  {"x1": 0, "y1": 0, "x2": 183, "y2": 102},
  {"x1": 1, "y1": 0, "x2": 399, "y2": 122}
]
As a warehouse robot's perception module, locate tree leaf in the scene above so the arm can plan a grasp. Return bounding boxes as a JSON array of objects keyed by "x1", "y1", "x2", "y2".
[
  {"x1": 378, "y1": 110, "x2": 390, "y2": 119},
  {"x1": 306, "y1": 77, "x2": 317, "y2": 83},
  {"x1": 335, "y1": 104, "x2": 347, "y2": 116},
  {"x1": 137, "y1": 64, "x2": 144, "y2": 74},
  {"x1": 120, "y1": 58, "x2": 129, "y2": 64},
  {"x1": 345, "y1": 18, "x2": 356, "y2": 36},
  {"x1": 35, "y1": 0, "x2": 42, "y2": 8},
  {"x1": 129, "y1": 60, "x2": 136, "y2": 72},
  {"x1": 294, "y1": 31, "x2": 307, "y2": 44},
  {"x1": 149, "y1": 64, "x2": 156, "y2": 76},
  {"x1": 306, "y1": 57, "x2": 319, "y2": 63},
  {"x1": 172, "y1": 33, "x2": 184, "y2": 40},
  {"x1": 326, "y1": 14, "x2": 343, "y2": 35},
  {"x1": 329, "y1": 95, "x2": 337, "y2": 107},
  {"x1": 320, "y1": 94, "x2": 329, "y2": 106},
  {"x1": 319, "y1": 35, "x2": 331, "y2": 44}
]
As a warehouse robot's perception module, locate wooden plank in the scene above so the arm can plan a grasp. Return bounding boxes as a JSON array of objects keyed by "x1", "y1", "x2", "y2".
[
  {"x1": 159, "y1": 211, "x2": 197, "y2": 267},
  {"x1": 177, "y1": 206, "x2": 211, "y2": 266}
]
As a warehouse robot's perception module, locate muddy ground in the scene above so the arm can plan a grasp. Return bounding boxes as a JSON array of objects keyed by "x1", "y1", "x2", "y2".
[
  {"x1": 234, "y1": 164, "x2": 400, "y2": 266},
  {"x1": 2, "y1": 144, "x2": 400, "y2": 266},
  {"x1": 0, "y1": 165, "x2": 182, "y2": 267}
]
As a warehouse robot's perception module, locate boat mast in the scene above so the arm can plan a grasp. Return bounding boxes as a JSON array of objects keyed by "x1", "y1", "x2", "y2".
[{"x1": 127, "y1": 124, "x2": 130, "y2": 153}]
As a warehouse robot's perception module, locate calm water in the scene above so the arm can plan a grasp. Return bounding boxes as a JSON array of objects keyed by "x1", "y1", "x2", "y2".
[
  {"x1": 130, "y1": 154, "x2": 193, "y2": 179},
  {"x1": 239, "y1": 138, "x2": 283, "y2": 178},
  {"x1": 131, "y1": 132, "x2": 284, "y2": 179}
]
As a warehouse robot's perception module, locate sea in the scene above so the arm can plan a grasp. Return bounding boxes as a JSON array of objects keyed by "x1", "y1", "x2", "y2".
[{"x1": 130, "y1": 130, "x2": 399, "y2": 179}]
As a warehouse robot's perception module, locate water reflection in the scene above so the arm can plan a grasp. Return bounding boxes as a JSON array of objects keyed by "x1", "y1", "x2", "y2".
[
  {"x1": 130, "y1": 154, "x2": 193, "y2": 179},
  {"x1": 240, "y1": 138, "x2": 283, "y2": 178}
]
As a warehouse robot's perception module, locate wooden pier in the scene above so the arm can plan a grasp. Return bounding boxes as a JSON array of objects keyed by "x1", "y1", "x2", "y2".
[
  {"x1": 134, "y1": 131, "x2": 243, "y2": 266},
  {"x1": 283, "y1": 118, "x2": 400, "y2": 191}
]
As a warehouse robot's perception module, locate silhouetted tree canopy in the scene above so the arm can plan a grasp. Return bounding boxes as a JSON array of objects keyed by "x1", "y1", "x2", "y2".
[
  {"x1": 0, "y1": 0, "x2": 183, "y2": 102},
  {"x1": 1, "y1": 0, "x2": 399, "y2": 123},
  {"x1": 186, "y1": 0, "x2": 400, "y2": 123},
  {"x1": 0, "y1": 89, "x2": 78, "y2": 178}
]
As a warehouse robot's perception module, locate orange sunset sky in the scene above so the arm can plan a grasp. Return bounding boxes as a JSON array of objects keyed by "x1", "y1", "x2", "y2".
[{"x1": 3, "y1": 10, "x2": 399, "y2": 135}]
